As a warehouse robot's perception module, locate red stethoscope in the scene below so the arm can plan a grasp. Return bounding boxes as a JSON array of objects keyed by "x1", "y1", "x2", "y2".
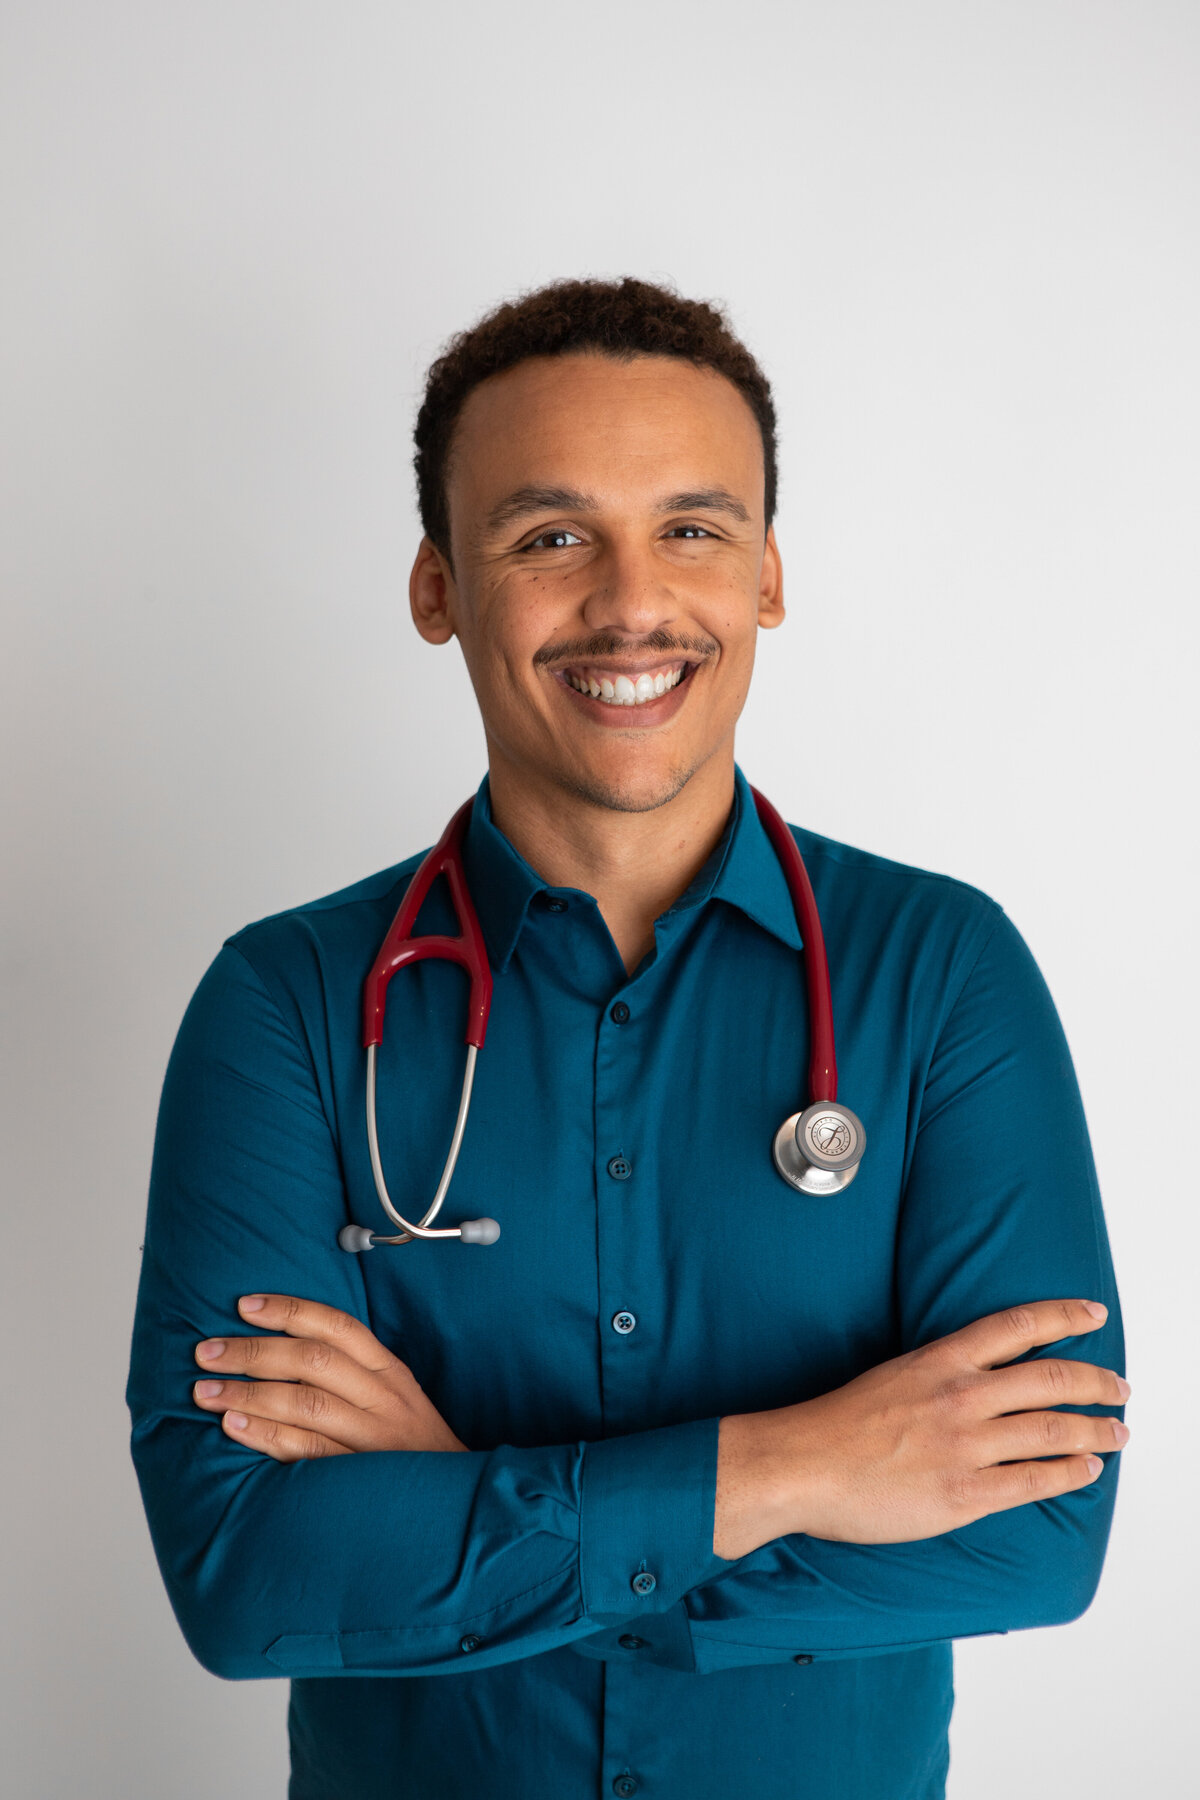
[{"x1": 338, "y1": 788, "x2": 866, "y2": 1252}]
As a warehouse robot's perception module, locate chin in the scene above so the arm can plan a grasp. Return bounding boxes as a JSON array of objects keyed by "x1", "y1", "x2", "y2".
[{"x1": 556, "y1": 754, "x2": 699, "y2": 816}]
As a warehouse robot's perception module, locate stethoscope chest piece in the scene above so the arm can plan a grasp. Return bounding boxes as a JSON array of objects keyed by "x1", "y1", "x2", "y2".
[{"x1": 773, "y1": 1101, "x2": 867, "y2": 1196}]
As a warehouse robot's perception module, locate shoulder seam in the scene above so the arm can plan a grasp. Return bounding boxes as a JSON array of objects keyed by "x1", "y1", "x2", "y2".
[
  {"x1": 910, "y1": 910, "x2": 1009, "y2": 1153},
  {"x1": 228, "y1": 863, "x2": 420, "y2": 939},
  {"x1": 220, "y1": 942, "x2": 335, "y2": 1133},
  {"x1": 795, "y1": 836, "x2": 1005, "y2": 912}
]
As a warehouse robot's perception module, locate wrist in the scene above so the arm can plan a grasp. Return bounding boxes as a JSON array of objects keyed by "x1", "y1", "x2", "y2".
[{"x1": 713, "y1": 1408, "x2": 801, "y2": 1561}]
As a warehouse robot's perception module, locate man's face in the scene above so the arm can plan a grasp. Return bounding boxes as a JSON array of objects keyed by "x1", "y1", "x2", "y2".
[{"x1": 410, "y1": 351, "x2": 784, "y2": 815}]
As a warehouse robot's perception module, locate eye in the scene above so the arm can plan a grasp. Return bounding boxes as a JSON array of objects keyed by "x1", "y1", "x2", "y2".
[
  {"x1": 523, "y1": 528, "x2": 583, "y2": 551},
  {"x1": 665, "y1": 524, "x2": 716, "y2": 539}
]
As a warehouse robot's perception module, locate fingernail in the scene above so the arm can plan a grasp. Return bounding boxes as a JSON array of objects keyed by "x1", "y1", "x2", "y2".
[
  {"x1": 239, "y1": 1295, "x2": 266, "y2": 1313},
  {"x1": 194, "y1": 1380, "x2": 224, "y2": 1400},
  {"x1": 1083, "y1": 1302, "x2": 1107, "y2": 1320},
  {"x1": 225, "y1": 1412, "x2": 249, "y2": 1431},
  {"x1": 1112, "y1": 1422, "x2": 1130, "y2": 1445},
  {"x1": 1085, "y1": 1455, "x2": 1103, "y2": 1476},
  {"x1": 1116, "y1": 1376, "x2": 1131, "y2": 1399},
  {"x1": 197, "y1": 1339, "x2": 226, "y2": 1360}
]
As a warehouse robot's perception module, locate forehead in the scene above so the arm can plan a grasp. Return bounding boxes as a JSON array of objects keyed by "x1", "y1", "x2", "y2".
[{"x1": 447, "y1": 353, "x2": 764, "y2": 513}]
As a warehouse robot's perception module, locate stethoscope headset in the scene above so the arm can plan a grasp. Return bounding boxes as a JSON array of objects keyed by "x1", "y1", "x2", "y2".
[{"x1": 338, "y1": 786, "x2": 865, "y2": 1252}]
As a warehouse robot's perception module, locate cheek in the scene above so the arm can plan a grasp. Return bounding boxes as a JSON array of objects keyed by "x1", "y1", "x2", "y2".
[{"x1": 477, "y1": 577, "x2": 560, "y2": 658}]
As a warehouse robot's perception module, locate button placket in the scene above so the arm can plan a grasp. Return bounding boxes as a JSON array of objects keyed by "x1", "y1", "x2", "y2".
[{"x1": 594, "y1": 939, "x2": 662, "y2": 1443}]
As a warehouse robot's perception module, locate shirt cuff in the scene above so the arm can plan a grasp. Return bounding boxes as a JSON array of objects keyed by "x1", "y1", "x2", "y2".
[{"x1": 579, "y1": 1416, "x2": 728, "y2": 1623}]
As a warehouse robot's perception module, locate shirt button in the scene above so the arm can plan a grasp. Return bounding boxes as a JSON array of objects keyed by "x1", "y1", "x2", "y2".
[
  {"x1": 630, "y1": 1571, "x2": 657, "y2": 1596},
  {"x1": 545, "y1": 896, "x2": 568, "y2": 913},
  {"x1": 459, "y1": 1634, "x2": 483, "y2": 1654},
  {"x1": 793, "y1": 1652, "x2": 813, "y2": 1664},
  {"x1": 609, "y1": 1001, "x2": 630, "y2": 1024},
  {"x1": 618, "y1": 1634, "x2": 646, "y2": 1650},
  {"x1": 612, "y1": 1311, "x2": 637, "y2": 1335},
  {"x1": 607, "y1": 1155, "x2": 632, "y2": 1180},
  {"x1": 613, "y1": 1779, "x2": 639, "y2": 1798}
]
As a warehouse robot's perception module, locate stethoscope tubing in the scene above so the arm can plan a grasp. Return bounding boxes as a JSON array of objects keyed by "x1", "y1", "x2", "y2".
[{"x1": 749, "y1": 788, "x2": 837, "y2": 1104}]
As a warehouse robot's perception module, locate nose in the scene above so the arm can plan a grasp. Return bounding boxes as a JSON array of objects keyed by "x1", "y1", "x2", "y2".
[{"x1": 578, "y1": 535, "x2": 677, "y2": 640}]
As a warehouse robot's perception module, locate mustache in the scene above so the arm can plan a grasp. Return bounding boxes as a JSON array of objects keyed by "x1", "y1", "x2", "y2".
[{"x1": 533, "y1": 628, "x2": 719, "y2": 668}]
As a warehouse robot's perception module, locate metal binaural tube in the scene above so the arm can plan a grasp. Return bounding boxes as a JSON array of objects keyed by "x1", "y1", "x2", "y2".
[{"x1": 364, "y1": 1043, "x2": 483, "y2": 1241}]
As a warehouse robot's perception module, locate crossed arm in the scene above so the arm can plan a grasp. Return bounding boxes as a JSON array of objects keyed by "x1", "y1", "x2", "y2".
[
  {"x1": 130, "y1": 923, "x2": 1126, "y2": 1679},
  {"x1": 190, "y1": 1291, "x2": 1129, "y2": 1561}
]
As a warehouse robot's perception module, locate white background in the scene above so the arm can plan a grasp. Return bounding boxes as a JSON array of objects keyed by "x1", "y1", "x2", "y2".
[{"x1": 2, "y1": 3, "x2": 1197, "y2": 1794}]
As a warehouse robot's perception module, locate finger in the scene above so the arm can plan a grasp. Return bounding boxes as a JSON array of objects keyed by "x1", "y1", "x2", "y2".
[
  {"x1": 219, "y1": 1405, "x2": 351, "y2": 1463},
  {"x1": 194, "y1": 1377, "x2": 385, "y2": 1452},
  {"x1": 953, "y1": 1451, "x2": 1106, "y2": 1522},
  {"x1": 980, "y1": 1408, "x2": 1130, "y2": 1465},
  {"x1": 195, "y1": 1331, "x2": 386, "y2": 1412},
  {"x1": 235, "y1": 1294, "x2": 399, "y2": 1376},
  {"x1": 979, "y1": 1356, "x2": 1130, "y2": 1417},
  {"x1": 943, "y1": 1300, "x2": 1109, "y2": 1373}
]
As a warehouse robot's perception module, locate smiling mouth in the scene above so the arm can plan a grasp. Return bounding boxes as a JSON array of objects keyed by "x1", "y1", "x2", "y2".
[{"x1": 556, "y1": 662, "x2": 694, "y2": 707}]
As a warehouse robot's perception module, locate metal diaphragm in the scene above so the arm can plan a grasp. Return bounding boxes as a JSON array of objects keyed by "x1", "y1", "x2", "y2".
[{"x1": 773, "y1": 1101, "x2": 867, "y2": 1195}]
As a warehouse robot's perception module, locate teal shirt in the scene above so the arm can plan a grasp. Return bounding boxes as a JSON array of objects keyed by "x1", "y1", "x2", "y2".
[{"x1": 127, "y1": 766, "x2": 1124, "y2": 1800}]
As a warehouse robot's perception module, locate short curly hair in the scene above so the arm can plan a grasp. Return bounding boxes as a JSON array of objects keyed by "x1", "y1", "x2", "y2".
[{"x1": 414, "y1": 276, "x2": 777, "y2": 559}]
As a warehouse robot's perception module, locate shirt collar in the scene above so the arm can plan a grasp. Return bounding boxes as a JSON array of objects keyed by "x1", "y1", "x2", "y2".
[
  {"x1": 706, "y1": 766, "x2": 804, "y2": 953},
  {"x1": 461, "y1": 764, "x2": 803, "y2": 974}
]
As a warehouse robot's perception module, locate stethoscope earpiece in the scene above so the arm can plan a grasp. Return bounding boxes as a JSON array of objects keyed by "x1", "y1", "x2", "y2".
[
  {"x1": 338, "y1": 1225, "x2": 377, "y2": 1253},
  {"x1": 773, "y1": 1101, "x2": 867, "y2": 1196}
]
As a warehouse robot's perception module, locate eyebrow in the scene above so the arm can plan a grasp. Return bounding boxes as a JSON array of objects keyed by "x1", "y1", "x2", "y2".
[
  {"x1": 657, "y1": 488, "x2": 751, "y2": 523},
  {"x1": 484, "y1": 487, "x2": 598, "y2": 533},
  {"x1": 483, "y1": 483, "x2": 752, "y2": 534}
]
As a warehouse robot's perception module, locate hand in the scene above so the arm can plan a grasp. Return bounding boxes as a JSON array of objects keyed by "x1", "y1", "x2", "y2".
[
  {"x1": 715, "y1": 1298, "x2": 1130, "y2": 1560},
  {"x1": 192, "y1": 1293, "x2": 467, "y2": 1461}
]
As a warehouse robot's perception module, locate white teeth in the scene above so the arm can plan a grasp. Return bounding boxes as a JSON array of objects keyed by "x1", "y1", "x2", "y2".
[{"x1": 565, "y1": 666, "x2": 687, "y2": 706}]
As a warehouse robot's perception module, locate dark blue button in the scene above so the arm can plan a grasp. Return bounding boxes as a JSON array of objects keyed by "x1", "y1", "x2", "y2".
[
  {"x1": 793, "y1": 1653, "x2": 813, "y2": 1664},
  {"x1": 459, "y1": 1634, "x2": 483, "y2": 1653},
  {"x1": 630, "y1": 1571, "x2": 657, "y2": 1596},
  {"x1": 613, "y1": 1778, "x2": 639, "y2": 1797},
  {"x1": 545, "y1": 896, "x2": 568, "y2": 913},
  {"x1": 607, "y1": 1155, "x2": 632, "y2": 1180},
  {"x1": 611, "y1": 1311, "x2": 636, "y2": 1335},
  {"x1": 610, "y1": 1001, "x2": 630, "y2": 1024},
  {"x1": 618, "y1": 1633, "x2": 646, "y2": 1650}
]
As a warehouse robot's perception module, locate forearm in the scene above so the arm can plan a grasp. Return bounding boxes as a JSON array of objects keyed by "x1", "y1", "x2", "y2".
[
  {"x1": 130, "y1": 948, "x2": 730, "y2": 1679},
  {"x1": 705, "y1": 1279, "x2": 1127, "y2": 1658},
  {"x1": 130, "y1": 1236, "x2": 728, "y2": 1684},
  {"x1": 699, "y1": 906, "x2": 1129, "y2": 1654},
  {"x1": 695, "y1": 1453, "x2": 1120, "y2": 1657}
]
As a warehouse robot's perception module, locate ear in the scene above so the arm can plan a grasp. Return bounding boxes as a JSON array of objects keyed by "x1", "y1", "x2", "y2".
[
  {"x1": 410, "y1": 537, "x2": 457, "y2": 645},
  {"x1": 757, "y1": 526, "x2": 785, "y2": 630}
]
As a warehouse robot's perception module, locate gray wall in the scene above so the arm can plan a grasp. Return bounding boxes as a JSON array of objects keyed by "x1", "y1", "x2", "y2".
[{"x1": 3, "y1": 3, "x2": 1196, "y2": 1793}]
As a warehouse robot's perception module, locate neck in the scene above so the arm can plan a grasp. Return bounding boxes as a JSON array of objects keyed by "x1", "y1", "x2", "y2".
[{"x1": 486, "y1": 752, "x2": 737, "y2": 975}]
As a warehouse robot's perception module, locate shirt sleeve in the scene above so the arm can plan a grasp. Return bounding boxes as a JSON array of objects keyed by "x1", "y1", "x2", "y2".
[
  {"x1": 126, "y1": 945, "x2": 728, "y2": 1681},
  {"x1": 682, "y1": 907, "x2": 1126, "y2": 1666}
]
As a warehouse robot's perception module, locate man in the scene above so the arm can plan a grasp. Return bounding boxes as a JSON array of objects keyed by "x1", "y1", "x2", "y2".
[{"x1": 127, "y1": 277, "x2": 1127, "y2": 1800}]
